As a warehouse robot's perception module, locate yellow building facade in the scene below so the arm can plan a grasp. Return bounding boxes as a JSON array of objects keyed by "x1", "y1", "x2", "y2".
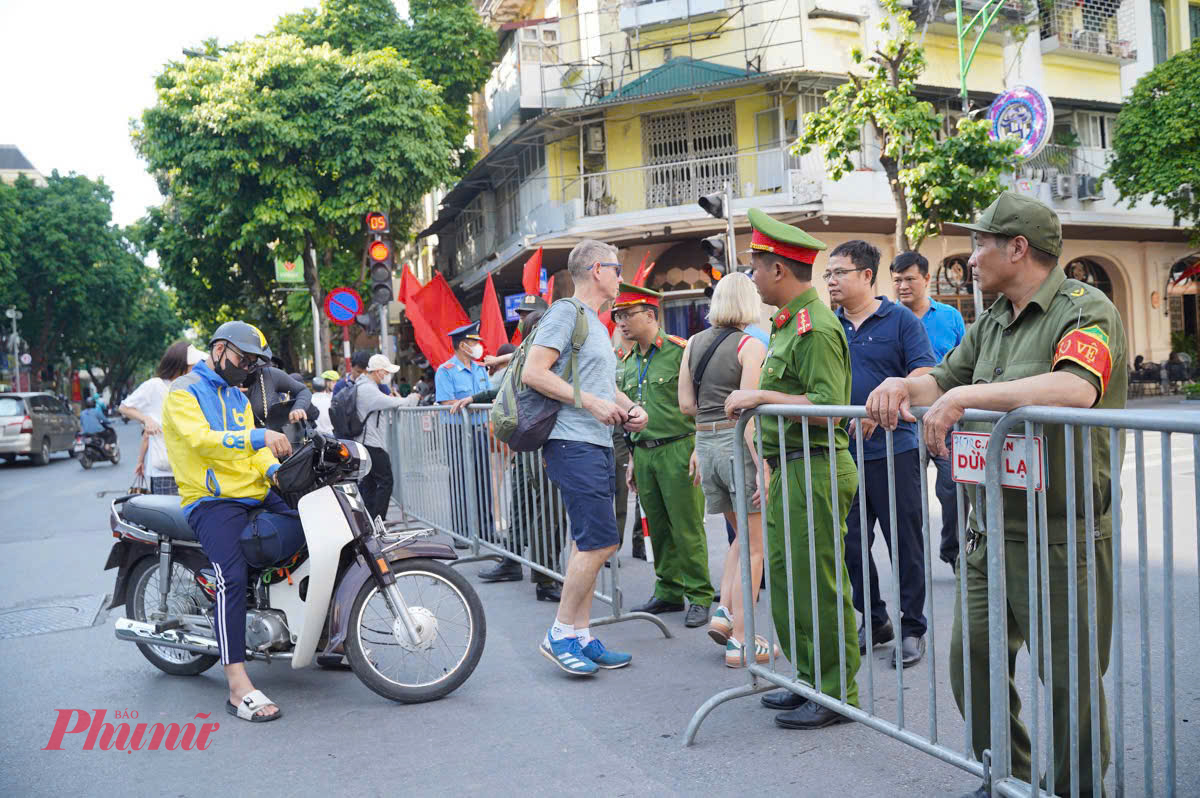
[{"x1": 418, "y1": 0, "x2": 1200, "y2": 362}]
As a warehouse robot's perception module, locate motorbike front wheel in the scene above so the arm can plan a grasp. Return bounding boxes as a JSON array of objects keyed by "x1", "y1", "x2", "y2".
[
  {"x1": 109, "y1": 443, "x2": 121, "y2": 465},
  {"x1": 345, "y1": 558, "x2": 486, "y2": 703},
  {"x1": 126, "y1": 556, "x2": 219, "y2": 676},
  {"x1": 79, "y1": 452, "x2": 93, "y2": 469}
]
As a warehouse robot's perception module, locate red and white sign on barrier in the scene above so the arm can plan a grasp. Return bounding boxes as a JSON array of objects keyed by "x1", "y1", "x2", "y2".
[{"x1": 951, "y1": 431, "x2": 1045, "y2": 492}]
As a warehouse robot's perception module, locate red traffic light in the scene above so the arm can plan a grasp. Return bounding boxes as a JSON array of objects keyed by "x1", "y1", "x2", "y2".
[
  {"x1": 368, "y1": 240, "x2": 391, "y2": 262},
  {"x1": 365, "y1": 212, "x2": 389, "y2": 233}
]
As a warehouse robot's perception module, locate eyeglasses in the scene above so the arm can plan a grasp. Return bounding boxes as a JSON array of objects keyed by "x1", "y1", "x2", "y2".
[
  {"x1": 612, "y1": 307, "x2": 651, "y2": 322},
  {"x1": 591, "y1": 262, "x2": 622, "y2": 277},
  {"x1": 221, "y1": 344, "x2": 253, "y2": 369},
  {"x1": 821, "y1": 267, "x2": 867, "y2": 283}
]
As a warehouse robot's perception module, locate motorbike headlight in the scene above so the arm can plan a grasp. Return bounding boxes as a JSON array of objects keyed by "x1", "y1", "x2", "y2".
[{"x1": 342, "y1": 440, "x2": 372, "y2": 481}]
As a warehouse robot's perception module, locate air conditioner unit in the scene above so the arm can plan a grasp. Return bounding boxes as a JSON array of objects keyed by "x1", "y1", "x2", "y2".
[
  {"x1": 586, "y1": 125, "x2": 605, "y2": 155},
  {"x1": 1076, "y1": 174, "x2": 1104, "y2": 201},
  {"x1": 1052, "y1": 174, "x2": 1074, "y2": 199}
]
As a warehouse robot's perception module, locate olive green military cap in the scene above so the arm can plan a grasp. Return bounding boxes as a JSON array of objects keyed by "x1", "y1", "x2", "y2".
[
  {"x1": 945, "y1": 190, "x2": 1062, "y2": 257},
  {"x1": 742, "y1": 207, "x2": 827, "y2": 263}
]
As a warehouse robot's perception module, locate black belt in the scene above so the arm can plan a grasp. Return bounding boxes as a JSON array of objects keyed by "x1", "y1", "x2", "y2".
[
  {"x1": 633, "y1": 432, "x2": 693, "y2": 449},
  {"x1": 764, "y1": 449, "x2": 829, "y2": 469}
]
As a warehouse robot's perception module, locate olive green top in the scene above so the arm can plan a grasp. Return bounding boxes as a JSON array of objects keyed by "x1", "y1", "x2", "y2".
[
  {"x1": 931, "y1": 267, "x2": 1128, "y2": 544},
  {"x1": 618, "y1": 329, "x2": 695, "y2": 442},
  {"x1": 757, "y1": 287, "x2": 852, "y2": 458}
]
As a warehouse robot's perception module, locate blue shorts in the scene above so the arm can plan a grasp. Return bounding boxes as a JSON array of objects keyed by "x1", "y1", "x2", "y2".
[{"x1": 543, "y1": 440, "x2": 618, "y2": 552}]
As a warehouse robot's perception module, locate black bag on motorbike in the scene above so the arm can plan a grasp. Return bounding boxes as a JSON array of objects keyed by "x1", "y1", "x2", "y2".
[
  {"x1": 240, "y1": 508, "x2": 306, "y2": 568},
  {"x1": 272, "y1": 444, "x2": 318, "y2": 508}
]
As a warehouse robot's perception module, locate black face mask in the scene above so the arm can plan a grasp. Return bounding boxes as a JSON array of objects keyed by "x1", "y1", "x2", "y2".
[
  {"x1": 214, "y1": 350, "x2": 250, "y2": 387},
  {"x1": 241, "y1": 363, "x2": 264, "y2": 389}
]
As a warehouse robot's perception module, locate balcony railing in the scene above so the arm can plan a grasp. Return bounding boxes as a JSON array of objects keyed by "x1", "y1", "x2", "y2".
[
  {"x1": 1019, "y1": 145, "x2": 1109, "y2": 178},
  {"x1": 1038, "y1": 0, "x2": 1138, "y2": 61},
  {"x1": 560, "y1": 148, "x2": 823, "y2": 218}
]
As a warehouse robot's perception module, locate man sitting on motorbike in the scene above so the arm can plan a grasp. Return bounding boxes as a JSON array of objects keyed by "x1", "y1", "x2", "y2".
[
  {"x1": 162, "y1": 321, "x2": 297, "y2": 723},
  {"x1": 79, "y1": 397, "x2": 116, "y2": 450}
]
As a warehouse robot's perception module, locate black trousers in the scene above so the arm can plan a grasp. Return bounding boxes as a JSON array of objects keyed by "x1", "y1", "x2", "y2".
[
  {"x1": 843, "y1": 448, "x2": 928, "y2": 638},
  {"x1": 360, "y1": 444, "x2": 393, "y2": 521},
  {"x1": 932, "y1": 454, "x2": 961, "y2": 565}
]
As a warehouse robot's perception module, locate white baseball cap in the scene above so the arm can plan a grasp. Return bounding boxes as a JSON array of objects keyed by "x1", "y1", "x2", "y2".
[
  {"x1": 187, "y1": 345, "x2": 207, "y2": 366},
  {"x1": 367, "y1": 354, "x2": 400, "y2": 373}
]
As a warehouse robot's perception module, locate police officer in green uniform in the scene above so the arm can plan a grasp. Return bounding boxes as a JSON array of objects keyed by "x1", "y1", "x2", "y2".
[
  {"x1": 613, "y1": 331, "x2": 647, "y2": 560},
  {"x1": 866, "y1": 192, "x2": 1125, "y2": 797},
  {"x1": 725, "y1": 208, "x2": 861, "y2": 730},
  {"x1": 615, "y1": 283, "x2": 714, "y2": 628}
]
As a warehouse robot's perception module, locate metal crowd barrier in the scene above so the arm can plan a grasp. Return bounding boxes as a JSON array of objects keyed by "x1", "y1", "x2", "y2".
[
  {"x1": 683, "y1": 404, "x2": 1200, "y2": 798},
  {"x1": 383, "y1": 404, "x2": 670, "y2": 638}
]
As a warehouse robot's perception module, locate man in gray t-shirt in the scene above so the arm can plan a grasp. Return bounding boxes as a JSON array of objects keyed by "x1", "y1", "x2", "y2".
[
  {"x1": 531, "y1": 300, "x2": 618, "y2": 448},
  {"x1": 522, "y1": 239, "x2": 649, "y2": 677}
]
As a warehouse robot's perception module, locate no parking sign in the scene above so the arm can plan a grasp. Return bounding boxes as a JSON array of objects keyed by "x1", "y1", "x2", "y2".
[{"x1": 324, "y1": 287, "x2": 364, "y2": 327}]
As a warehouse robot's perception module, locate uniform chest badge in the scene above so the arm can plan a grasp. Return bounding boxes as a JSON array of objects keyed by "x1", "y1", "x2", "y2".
[{"x1": 1069, "y1": 288, "x2": 1086, "y2": 297}]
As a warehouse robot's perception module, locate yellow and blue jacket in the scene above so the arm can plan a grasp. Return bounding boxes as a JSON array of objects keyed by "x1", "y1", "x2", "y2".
[{"x1": 162, "y1": 361, "x2": 280, "y2": 514}]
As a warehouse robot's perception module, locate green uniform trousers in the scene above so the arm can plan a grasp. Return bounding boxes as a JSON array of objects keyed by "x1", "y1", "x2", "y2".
[
  {"x1": 951, "y1": 536, "x2": 1112, "y2": 797},
  {"x1": 766, "y1": 449, "x2": 860, "y2": 705},
  {"x1": 613, "y1": 429, "x2": 631, "y2": 546},
  {"x1": 632, "y1": 436, "x2": 712, "y2": 605}
]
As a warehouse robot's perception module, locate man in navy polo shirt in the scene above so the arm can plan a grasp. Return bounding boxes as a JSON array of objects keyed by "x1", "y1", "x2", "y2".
[
  {"x1": 826, "y1": 240, "x2": 935, "y2": 669},
  {"x1": 891, "y1": 251, "x2": 966, "y2": 569}
]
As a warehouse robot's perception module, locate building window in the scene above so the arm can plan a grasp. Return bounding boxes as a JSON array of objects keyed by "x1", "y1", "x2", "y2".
[
  {"x1": 642, "y1": 102, "x2": 737, "y2": 208},
  {"x1": 934, "y1": 256, "x2": 997, "y2": 326},
  {"x1": 1151, "y1": 0, "x2": 1168, "y2": 65},
  {"x1": 1191, "y1": 3, "x2": 1200, "y2": 42}
]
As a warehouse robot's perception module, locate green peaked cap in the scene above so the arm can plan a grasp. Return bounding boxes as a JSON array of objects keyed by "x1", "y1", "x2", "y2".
[
  {"x1": 614, "y1": 283, "x2": 664, "y2": 307},
  {"x1": 743, "y1": 207, "x2": 827, "y2": 256}
]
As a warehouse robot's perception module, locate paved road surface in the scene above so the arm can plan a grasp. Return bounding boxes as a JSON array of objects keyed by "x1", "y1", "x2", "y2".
[{"x1": 1, "y1": 415, "x2": 1197, "y2": 796}]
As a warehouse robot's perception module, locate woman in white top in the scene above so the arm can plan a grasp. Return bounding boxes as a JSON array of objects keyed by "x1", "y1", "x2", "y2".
[{"x1": 119, "y1": 341, "x2": 193, "y2": 494}]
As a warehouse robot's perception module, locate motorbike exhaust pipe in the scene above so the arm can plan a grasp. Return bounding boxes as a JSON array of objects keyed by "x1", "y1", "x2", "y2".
[{"x1": 114, "y1": 617, "x2": 221, "y2": 657}]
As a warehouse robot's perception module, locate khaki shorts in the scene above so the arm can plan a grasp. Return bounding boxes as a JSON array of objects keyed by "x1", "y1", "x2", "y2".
[{"x1": 695, "y1": 427, "x2": 758, "y2": 515}]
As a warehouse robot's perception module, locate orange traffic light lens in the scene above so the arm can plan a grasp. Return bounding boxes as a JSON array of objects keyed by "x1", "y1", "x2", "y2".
[{"x1": 369, "y1": 241, "x2": 390, "y2": 261}]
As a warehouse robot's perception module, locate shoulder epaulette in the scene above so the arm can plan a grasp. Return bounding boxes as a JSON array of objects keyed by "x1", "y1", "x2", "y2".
[{"x1": 666, "y1": 334, "x2": 688, "y2": 348}]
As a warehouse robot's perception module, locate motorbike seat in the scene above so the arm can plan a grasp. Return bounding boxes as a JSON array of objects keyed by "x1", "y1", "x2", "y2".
[{"x1": 123, "y1": 495, "x2": 196, "y2": 542}]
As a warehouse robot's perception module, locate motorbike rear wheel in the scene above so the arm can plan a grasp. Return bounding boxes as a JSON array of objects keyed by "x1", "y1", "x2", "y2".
[
  {"x1": 79, "y1": 452, "x2": 93, "y2": 469},
  {"x1": 126, "y1": 557, "x2": 219, "y2": 676},
  {"x1": 345, "y1": 558, "x2": 485, "y2": 703}
]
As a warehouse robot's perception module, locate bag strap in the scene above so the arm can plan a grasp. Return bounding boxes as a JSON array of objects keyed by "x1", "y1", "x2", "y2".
[
  {"x1": 557, "y1": 298, "x2": 589, "y2": 410},
  {"x1": 692, "y1": 327, "x2": 741, "y2": 397}
]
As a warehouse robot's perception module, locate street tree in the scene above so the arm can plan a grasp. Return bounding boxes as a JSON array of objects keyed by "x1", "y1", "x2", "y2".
[
  {"x1": 275, "y1": 0, "x2": 497, "y2": 172},
  {"x1": 0, "y1": 173, "x2": 181, "y2": 391},
  {"x1": 134, "y1": 33, "x2": 459, "y2": 366},
  {"x1": 793, "y1": 0, "x2": 1017, "y2": 252},
  {"x1": 1107, "y1": 41, "x2": 1200, "y2": 243}
]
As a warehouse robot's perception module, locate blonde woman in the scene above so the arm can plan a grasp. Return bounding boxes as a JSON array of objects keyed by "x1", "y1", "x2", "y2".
[{"x1": 678, "y1": 273, "x2": 776, "y2": 667}]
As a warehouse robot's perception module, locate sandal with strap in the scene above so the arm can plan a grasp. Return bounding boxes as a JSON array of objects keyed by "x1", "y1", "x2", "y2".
[{"x1": 226, "y1": 689, "x2": 283, "y2": 723}]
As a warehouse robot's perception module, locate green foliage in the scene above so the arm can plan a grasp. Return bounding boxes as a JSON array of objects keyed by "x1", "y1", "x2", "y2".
[
  {"x1": 275, "y1": 0, "x2": 496, "y2": 171},
  {"x1": 0, "y1": 173, "x2": 182, "y2": 391},
  {"x1": 900, "y1": 118, "x2": 1018, "y2": 251},
  {"x1": 1108, "y1": 41, "x2": 1200, "y2": 243},
  {"x1": 134, "y1": 32, "x2": 459, "y2": 364},
  {"x1": 1171, "y1": 331, "x2": 1197, "y2": 361},
  {"x1": 792, "y1": 0, "x2": 1017, "y2": 251}
]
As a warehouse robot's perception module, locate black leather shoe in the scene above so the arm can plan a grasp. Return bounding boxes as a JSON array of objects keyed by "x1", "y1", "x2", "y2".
[
  {"x1": 684, "y1": 604, "x2": 710, "y2": 628},
  {"x1": 761, "y1": 690, "x2": 807, "y2": 711},
  {"x1": 857, "y1": 620, "x2": 895, "y2": 654},
  {"x1": 891, "y1": 635, "x2": 926, "y2": 669},
  {"x1": 479, "y1": 561, "x2": 523, "y2": 582},
  {"x1": 774, "y1": 702, "x2": 851, "y2": 730},
  {"x1": 315, "y1": 653, "x2": 351, "y2": 670},
  {"x1": 631, "y1": 596, "x2": 685, "y2": 614},
  {"x1": 535, "y1": 583, "x2": 562, "y2": 602},
  {"x1": 452, "y1": 539, "x2": 469, "y2": 550}
]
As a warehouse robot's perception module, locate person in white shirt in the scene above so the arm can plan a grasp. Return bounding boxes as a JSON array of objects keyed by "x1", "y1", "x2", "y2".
[
  {"x1": 119, "y1": 341, "x2": 196, "y2": 494},
  {"x1": 310, "y1": 370, "x2": 339, "y2": 435}
]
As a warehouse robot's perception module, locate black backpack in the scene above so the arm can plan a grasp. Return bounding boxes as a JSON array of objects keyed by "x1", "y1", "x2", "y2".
[{"x1": 329, "y1": 382, "x2": 374, "y2": 439}]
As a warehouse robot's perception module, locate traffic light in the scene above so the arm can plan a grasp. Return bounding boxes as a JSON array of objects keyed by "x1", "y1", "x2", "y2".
[
  {"x1": 355, "y1": 311, "x2": 381, "y2": 335},
  {"x1": 701, "y1": 235, "x2": 726, "y2": 281},
  {"x1": 365, "y1": 212, "x2": 394, "y2": 306},
  {"x1": 698, "y1": 192, "x2": 726, "y2": 220}
]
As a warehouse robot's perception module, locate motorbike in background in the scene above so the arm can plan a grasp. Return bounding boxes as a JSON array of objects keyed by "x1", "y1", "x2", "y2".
[{"x1": 75, "y1": 432, "x2": 120, "y2": 469}]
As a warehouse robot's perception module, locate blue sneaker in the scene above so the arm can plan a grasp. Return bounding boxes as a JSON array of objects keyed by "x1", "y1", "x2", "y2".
[
  {"x1": 581, "y1": 638, "x2": 632, "y2": 669},
  {"x1": 540, "y1": 634, "x2": 598, "y2": 676}
]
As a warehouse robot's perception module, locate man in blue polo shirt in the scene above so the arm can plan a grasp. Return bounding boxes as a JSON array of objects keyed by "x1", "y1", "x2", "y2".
[
  {"x1": 826, "y1": 240, "x2": 935, "y2": 669},
  {"x1": 435, "y1": 321, "x2": 493, "y2": 546},
  {"x1": 890, "y1": 251, "x2": 966, "y2": 569}
]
